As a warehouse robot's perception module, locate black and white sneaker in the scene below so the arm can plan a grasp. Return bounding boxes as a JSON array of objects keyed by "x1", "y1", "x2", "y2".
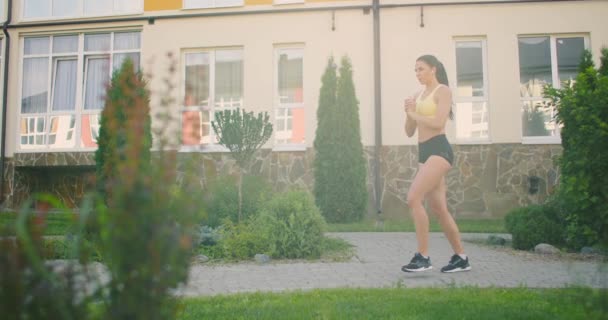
[
  {"x1": 440, "y1": 254, "x2": 472, "y2": 273},
  {"x1": 401, "y1": 253, "x2": 433, "y2": 272}
]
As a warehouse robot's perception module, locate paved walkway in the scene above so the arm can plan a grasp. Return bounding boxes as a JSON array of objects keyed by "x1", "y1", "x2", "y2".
[{"x1": 178, "y1": 232, "x2": 607, "y2": 296}]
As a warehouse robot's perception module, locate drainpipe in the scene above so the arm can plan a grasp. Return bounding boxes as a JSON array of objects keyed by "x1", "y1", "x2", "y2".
[
  {"x1": 372, "y1": 0, "x2": 383, "y2": 216},
  {"x1": 1, "y1": 0, "x2": 12, "y2": 208}
]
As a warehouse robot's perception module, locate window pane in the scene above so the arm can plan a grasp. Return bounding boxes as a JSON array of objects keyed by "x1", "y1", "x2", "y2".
[
  {"x1": 277, "y1": 49, "x2": 303, "y2": 104},
  {"x1": 53, "y1": 35, "x2": 79, "y2": 54},
  {"x1": 522, "y1": 100, "x2": 557, "y2": 137},
  {"x1": 114, "y1": 0, "x2": 142, "y2": 13},
  {"x1": 52, "y1": 59, "x2": 78, "y2": 111},
  {"x1": 518, "y1": 37, "x2": 551, "y2": 98},
  {"x1": 275, "y1": 107, "x2": 305, "y2": 144},
  {"x1": 24, "y1": 37, "x2": 50, "y2": 55},
  {"x1": 22, "y1": 58, "x2": 49, "y2": 113},
  {"x1": 48, "y1": 115, "x2": 76, "y2": 149},
  {"x1": 20, "y1": 116, "x2": 46, "y2": 149},
  {"x1": 81, "y1": 114, "x2": 100, "y2": 148},
  {"x1": 184, "y1": 53, "x2": 210, "y2": 107},
  {"x1": 24, "y1": 0, "x2": 50, "y2": 18},
  {"x1": 85, "y1": 34, "x2": 111, "y2": 52},
  {"x1": 456, "y1": 41, "x2": 484, "y2": 98},
  {"x1": 184, "y1": 0, "x2": 215, "y2": 8},
  {"x1": 53, "y1": 0, "x2": 79, "y2": 17},
  {"x1": 113, "y1": 53, "x2": 140, "y2": 72},
  {"x1": 114, "y1": 32, "x2": 141, "y2": 50},
  {"x1": 215, "y1": 50, "x2": 243, "y2": 110},
  {"x1": 84, "y1": 0, "x2": 112, "y2": 15},
  {"x1": 84, "y1": 57, "x2": 110, "y2": 110},
  {"x1": 455, "y1": 101, "x2": 489, "y2": 139},
  {"x1": 557, "y1": 37, "x2": 585, "y2": 86}
]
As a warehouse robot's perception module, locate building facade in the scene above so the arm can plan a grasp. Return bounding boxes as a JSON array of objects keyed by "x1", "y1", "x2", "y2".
[{"x1": 1, "y1": 0, "x2": 607, "y2": 218}]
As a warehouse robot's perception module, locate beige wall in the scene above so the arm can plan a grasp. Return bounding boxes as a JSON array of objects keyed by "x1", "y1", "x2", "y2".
[
  {"x1": 3, "y1": 1, "x2": 608, "y2": 156},
  {"x1": 381, "y1": 1, "x2": 608, "y2": 145},
  {"x1": 142, "y1": 9, "x2": 374, "y2": 148}
]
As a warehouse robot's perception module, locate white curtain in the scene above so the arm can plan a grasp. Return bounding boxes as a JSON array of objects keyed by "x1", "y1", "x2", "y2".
[
  {"x1": 22, "y1": 58, "x2": 49, "y2": 114},
  {"x1": 53, "y1": 35, "x2": 78, "y2": 53},
  {"x1": 52, "y1": 59, "x2": 77, "y2": 111},
  {"x1": 114, "y1": 0, "x2": 142, "y2": 13},
  {"x1": 53, "y1": 0, "x2": 79, "y2": 17},
  {"x1": 24, "y1": 0, "x2": 50, "y2": 18},
  {"x1": 84, "y1": 57, "x2": 110, "y2": 110},
  {"x1": 24, "y1": 37, "x2": 49, "y2": 55},
  {"x1": 114, "y1": 32, "x2": 141, "y2": 50},
  {"x1": 84, "y1": 0, "x2": 112, "y2": 15},
  {"x1": 85, "y1": 33, "x2": 111, "y2": 52},
  {"x1": 215, "y1": 50, "x2": 243, "y2": 104}
]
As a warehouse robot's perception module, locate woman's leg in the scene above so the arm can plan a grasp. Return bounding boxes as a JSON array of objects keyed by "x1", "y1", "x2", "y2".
[
  {"x1": 426, "y1": 175, "x2": 464, "y2": 255},
  {"x1": 407, "y1": 156, "x2": 452, "y2": 256}
]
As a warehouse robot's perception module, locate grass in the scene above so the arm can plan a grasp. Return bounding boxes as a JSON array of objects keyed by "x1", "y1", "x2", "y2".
[
  {"x1": 0, "y1": 212, "x2": 77, "y2": 236},
  {"x1": 177, "y1": 287, "x2": 607, "y2": 320},
  {"x1": 328, "y1": 217, "x2": 506, "y2": 233}
]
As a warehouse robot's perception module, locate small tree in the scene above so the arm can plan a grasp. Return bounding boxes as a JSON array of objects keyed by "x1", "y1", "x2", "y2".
[
  {"x1": 313, "y1": 56, "x2": 367, "y2": 223},
  {"x1": 95, "y1": 59, "x2": 152, "y2": 203},
  {"x1": 544, "y1": 47, "x2": 608, "y2": 249},
  {"x1": 94, "y1": 57, "x2": 197, "y2": 319},
  {"x1": 212, "y1": 108, "x2": 273, "y2": 222}
]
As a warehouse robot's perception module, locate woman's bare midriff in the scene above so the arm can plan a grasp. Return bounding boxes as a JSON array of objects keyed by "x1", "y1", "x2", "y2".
[{"x1": 417, "y1": 123, "x2": 446, "y2": 143}]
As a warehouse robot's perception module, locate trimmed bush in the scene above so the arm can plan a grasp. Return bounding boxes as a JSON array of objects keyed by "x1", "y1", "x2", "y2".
[
  {"x1": 256, "y1": 191, "x2": 326, "y2": 259},
  {"x1": 505, "y1": 204, "x2": 565, "y2": 250},
  {"x1": 203, "y1": 175, "x2": 272, "y2": 227},
  {"x1": 313, "y1": 56, "x2": 368, "y2": 223}
]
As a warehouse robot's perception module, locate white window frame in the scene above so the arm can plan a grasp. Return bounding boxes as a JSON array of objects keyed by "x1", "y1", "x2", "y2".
[
  {"x1": 21, "y1": 0, "x2": 144, "y2": 22},
  {"x1": 274, "y1": 0, "x2": 305, "y2": 5},
  {"x1": 453, "y1": 37, "x2": 491, "y2": 145},
  {"x1": 273, "y1": 45, "x2": 306, "y2": 152},
  {"x1": 183, "y1": 0, "x2": 244, "y2": 10},
  {"x1": 180, "y1": 48, "x2": 244, "y2": 153},
  {"x1": 518, "y1": 34, "x2": 589, "y2": 145},
  {"x1": 17, "y1": 31, "x2": 142, "y2": 153}
]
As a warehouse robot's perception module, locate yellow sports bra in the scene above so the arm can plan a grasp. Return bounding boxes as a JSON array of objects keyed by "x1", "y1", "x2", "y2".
[{"x1": 416, "y1": 85, "x2": 443, "y2": 117}]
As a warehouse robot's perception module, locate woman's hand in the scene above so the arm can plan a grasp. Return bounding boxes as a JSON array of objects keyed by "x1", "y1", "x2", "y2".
[{"x1": 404, "y1": 97, "x2": 416, "y2": 114}]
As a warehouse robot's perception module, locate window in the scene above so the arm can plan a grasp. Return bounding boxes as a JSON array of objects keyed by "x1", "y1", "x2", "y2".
[
  {"x1": 0, "y1": 0, "x2": 5, "y2": 23},
  {"x1": 181, "y1": 49, "x2": 243, "y2": 150},
  {"x1": 22, "y1": 0, "x2": 142, "y2": 20},
  {"x1": 183, "y1": 0, "x2": 243, "y2": 9},
  {"x1": 274, "y1": 0, "x2": 305, "y2": 5},
  {"x1": 454, "y1": 39, "x2": 489, "y2": 142},
  {"x1": 518, "y1": 35, "x2": 587, "y2": 142},
  {"x1": 19, "y1": 32, "x2": 141, "y2": 151},
  {"x1": 275, "y1": 47, "x2": 305, "y2": 149}
]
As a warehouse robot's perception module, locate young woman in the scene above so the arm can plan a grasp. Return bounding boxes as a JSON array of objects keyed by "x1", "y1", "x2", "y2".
[{"x1": 401, "y1": 55, "x2": 471, "y2": 273}]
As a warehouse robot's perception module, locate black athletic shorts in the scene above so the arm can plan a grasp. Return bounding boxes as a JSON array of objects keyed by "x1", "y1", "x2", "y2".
[{"x1": 418, "y1": 134, "x2": 454, "y2": 165}]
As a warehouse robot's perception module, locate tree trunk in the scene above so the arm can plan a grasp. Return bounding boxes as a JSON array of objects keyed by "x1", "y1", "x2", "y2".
[{"x1": 238, "y1": 170, "x2": 243, "y2": 223}]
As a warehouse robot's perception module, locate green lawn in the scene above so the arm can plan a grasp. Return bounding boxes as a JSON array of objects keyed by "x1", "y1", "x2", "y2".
[
  {"x1": 328, "y1": 218, "x2": 506, "y2": 233},
  {"x1": 0, "y1": 212, "x2": 76, "y2": 236},
  {"x1": 178, "y1": 287, "x2": 606, "y2": 320}
]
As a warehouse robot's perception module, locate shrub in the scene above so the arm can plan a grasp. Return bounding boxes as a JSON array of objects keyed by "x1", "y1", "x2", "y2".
[
  {"x1": 313, "y1": 56, "x2": 368, "y2": 223},
  {"x1": 217, "y1": 220, "x2": 267, "y2": 261},
  {"x1": 203, "y1": 175, "x2": 272, "y2": 227},
  {"x1": 256, "y1": 191, "x2": 326, "y2": 259},
  {"x1": 544, "y1": 47, "x2": 608, "y2": 249},
  {"x1": 505, "y1": 204, "x2": 565, "y2": 250}
]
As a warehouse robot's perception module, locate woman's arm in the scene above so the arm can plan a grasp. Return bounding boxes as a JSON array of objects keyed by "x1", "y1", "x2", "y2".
[
  {"x1": 404, "y1": 93, "x2": 418, "y2": 137},
  {"x1": 407, "y1": 86, "x2": 452, "y2": 130}
]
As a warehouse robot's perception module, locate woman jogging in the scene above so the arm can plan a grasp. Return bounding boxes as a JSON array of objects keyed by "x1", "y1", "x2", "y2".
[{"x1": 401, "y1": 55, "x2": 471, "y2": 273}]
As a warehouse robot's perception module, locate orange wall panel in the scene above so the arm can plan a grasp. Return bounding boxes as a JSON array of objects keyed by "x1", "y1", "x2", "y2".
[{"x1": 145, "y1": 0, "x2": 182, "y2": 11}]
